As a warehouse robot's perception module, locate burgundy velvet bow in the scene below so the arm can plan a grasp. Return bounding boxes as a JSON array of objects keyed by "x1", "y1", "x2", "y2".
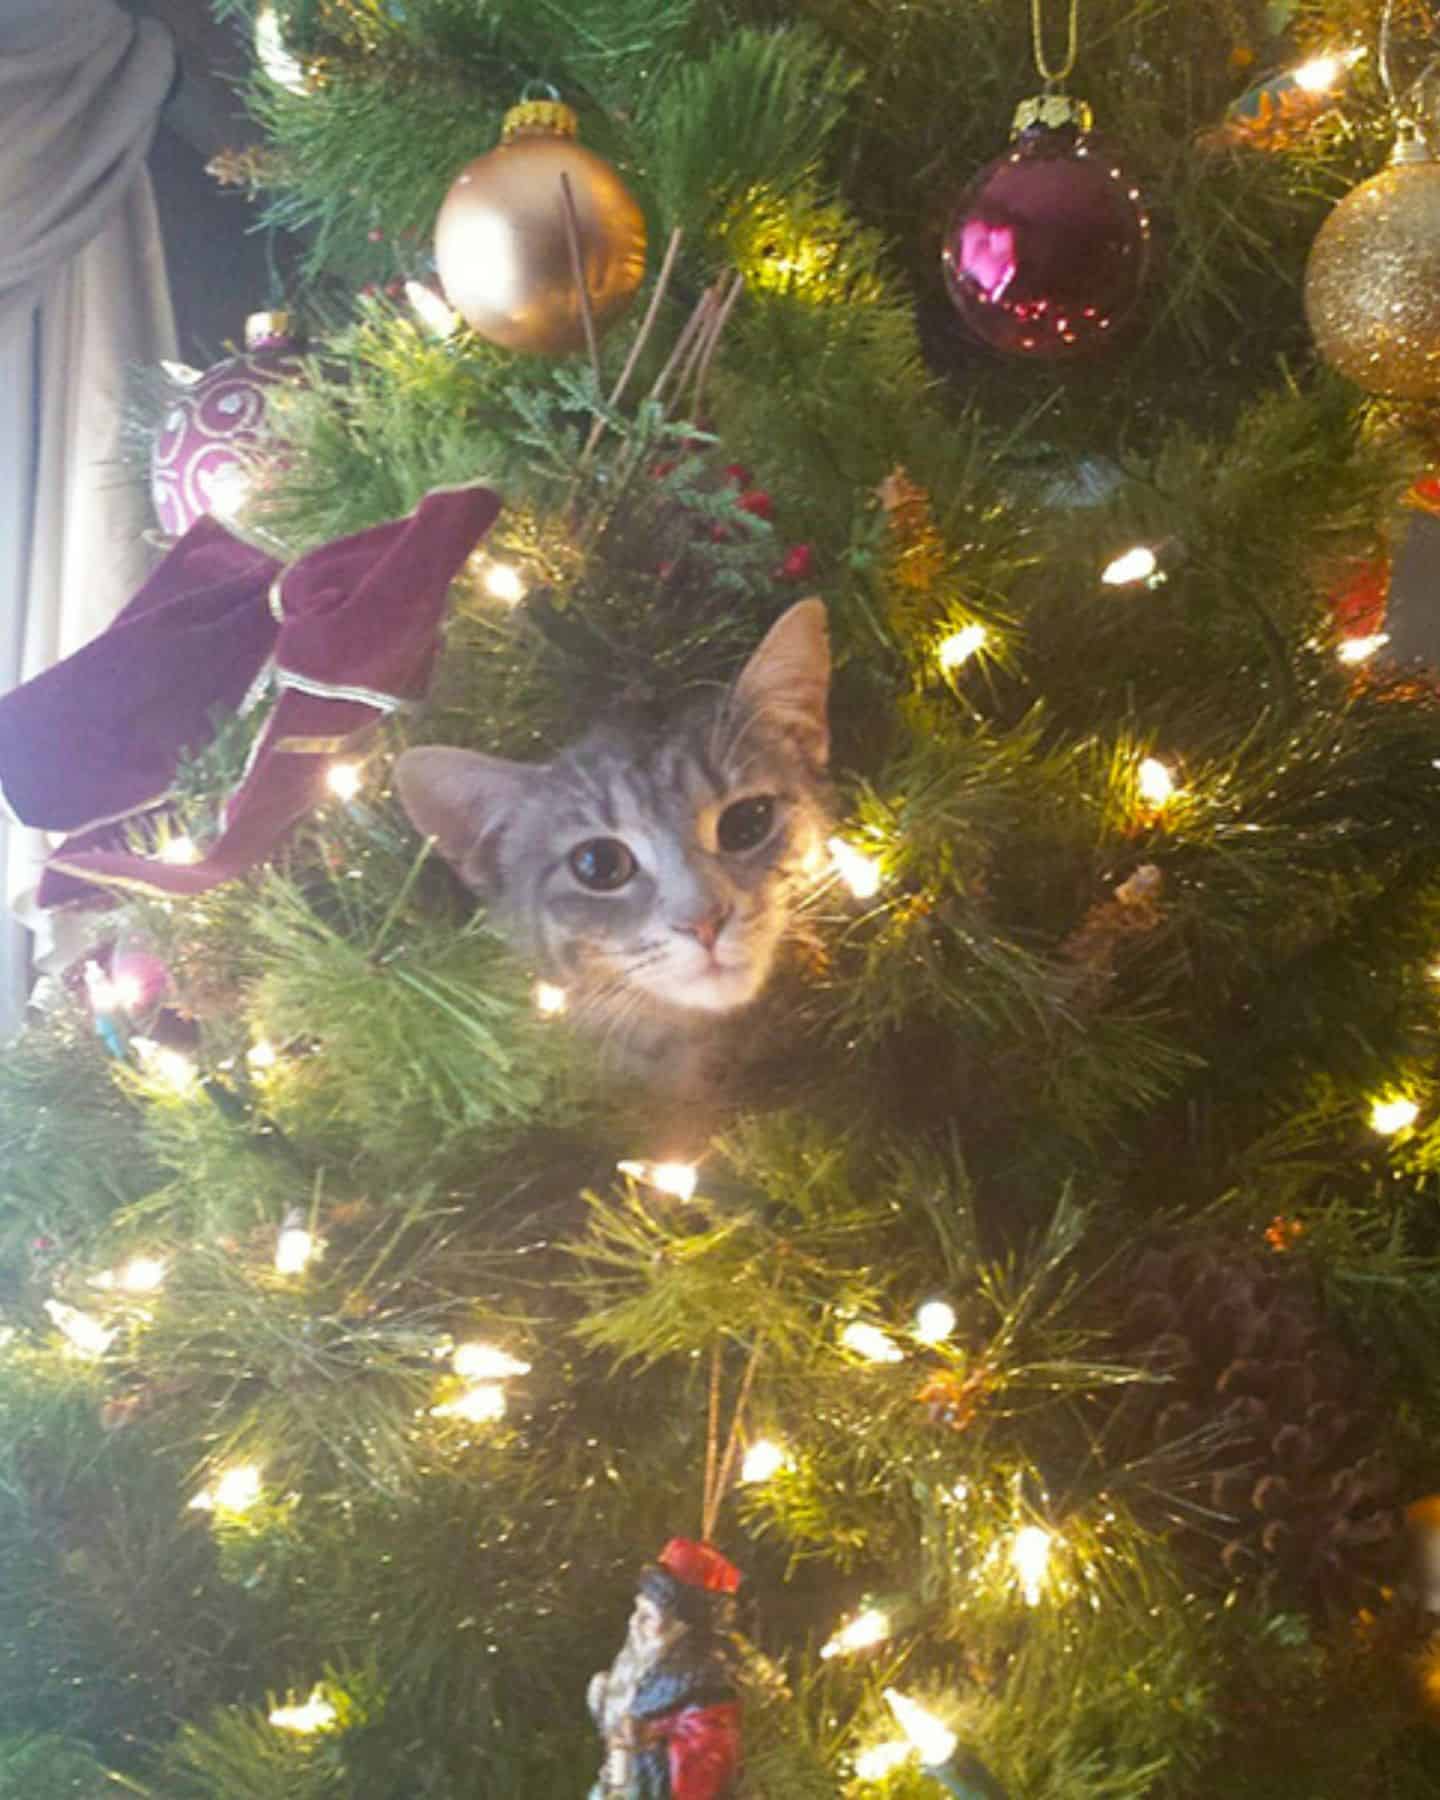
[{"x1": 0, "y1": 484, "x2": 501, "y2": 906}]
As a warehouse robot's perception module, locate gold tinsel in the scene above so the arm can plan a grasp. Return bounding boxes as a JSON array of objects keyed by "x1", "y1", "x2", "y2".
[
  {"x1": 206, "y1": 145, "x2": 284, "y2": 195},
  {"x1": 876, "y1": 466, "x2": 955, "y2": 642}
]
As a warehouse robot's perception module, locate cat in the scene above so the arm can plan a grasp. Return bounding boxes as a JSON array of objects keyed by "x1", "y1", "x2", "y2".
[{"x1": 394, "y1": 599, "x2": 832, "y2": 1090}]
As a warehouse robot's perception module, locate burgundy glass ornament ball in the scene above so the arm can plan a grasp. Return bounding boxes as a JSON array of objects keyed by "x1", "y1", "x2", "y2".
[
  {"x1": 150, "y1": 313, "x2": 303, "y2": 539},
  {"x1": 941, "y1": 116, "x2": 1152, "y2": 359}
]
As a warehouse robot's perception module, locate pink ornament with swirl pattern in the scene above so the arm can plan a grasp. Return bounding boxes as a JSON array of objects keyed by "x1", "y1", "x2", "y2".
[{"x1": 149, "y1": 314, "x2": 302, "y2": 539}]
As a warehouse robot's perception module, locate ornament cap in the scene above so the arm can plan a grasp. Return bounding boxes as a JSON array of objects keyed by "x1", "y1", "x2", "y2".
[
  {"x1": 500, "y1": 98, "x2": 579, "y2": 142},
  {"x1": 1012, "y1": 92, "x2": 1094, "y2": 137},
  {"x1": 245, "y1": 310, "x2": 297, "y2": 351},
  {"x1": 1390, "y1": 119, "x2": 1435, "y2": 165}
]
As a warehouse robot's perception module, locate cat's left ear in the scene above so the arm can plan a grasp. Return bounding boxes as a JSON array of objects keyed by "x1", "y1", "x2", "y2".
[{"x1": 731, "y1": 598, "x2": 830, "y2": 768}]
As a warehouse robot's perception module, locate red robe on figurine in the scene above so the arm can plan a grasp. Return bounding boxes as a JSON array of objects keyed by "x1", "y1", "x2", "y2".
[{"x1": 588, "y1": 1538, "x2": 742, "y2": 1799}]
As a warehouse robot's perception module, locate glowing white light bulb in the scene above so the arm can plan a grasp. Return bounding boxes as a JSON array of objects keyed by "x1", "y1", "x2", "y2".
[
  {"x1": 883, "y1": 1689, "x2": 958, "y2": 1768},
  {"x1": 269, "y1": 1688, "x2": 338, "y2": 1734},
  {"x1": 84, "y1": 962, "x2": 133, "y2": 1014},
  {"x1": 828, "y1": 837, "x2": 882, "y2": 900},
  {"x1": 404, "y1": 279, "x2": 460, "y2": 338},
  {"x1": 820, "y1": 1607, "x2": 892, "y2": 1659},
  {"x1": 1136, "y1": 757, "x2": 1176, "y2": 808},
  {"x1": 914, "y1": 1299, "x2": 957, "y2": 1344},
  {"x1": 483, "y1": 561, "x2": 527, "y2": 605},
  {"x1": 247, "y1": 1039, "x2": 279, "y2": 1071},
  {"x1": 1011, "y1": 1523, "x2": 1054, "y2": 1604},
  {"x1": 275, "y1": 1222, "x2": 317, "y2": 1276},
  {"x1": 616, "y1": 1159, "x2": 700, "y2": 1202},
  {"x1": 326, "y1": 761, "x2": 363, "y2": 801},
  {"x1": 432, "y1": 1383, "x2": 508, "y2": 1422},
  {"x1": 1337, "y1": 632, "x2": 1389, "y2": 665},
  {"x1": 533, "y1": 981, "x2": 568, "y2": 1016},
  {"x1": 43, "y1": 1298, "x2": 114, "y2": 1358},
  {"x1": 1370, "y1": 1094, "x2": 1419, "y2": 1135},
  {"x1": 854, "y1": 1741, "x2": 911, "y2": 1781},
  {"x1": 937, "y1": 624, "x2": 988, "y2": 671},
  {"x1": 740, "y1": 1439, "x2": 789, "y2": 1483},
  {"x1": 840, "y1": 1321, "x2": 905, "y2": 1364},
  {"x1": 131, "y1": 1037, "x2": 198, "y2": 1094},
  {"x1": 117, "y1": 1256, "x2": 167, "y2": 1294},
  {"x1": 253, "y1": 2, "x2": 311, "y2": 94},
  {"x1": 1101, "y1": 545, "x2": 1159, "y2": 587},
  {"x1": 1293, "y1": 53, "x2": 1341, "y2": 92},
  {"x1": 452, "y1": 1342, "x2": 531, "y2": 1381},
  {"x1": 190, "y1": 1463, "x2": 263, "y2": 1514},
  {"x1": 158, "y1": 835, "x2": 200, "y2": 866},
  {"x1": 1293, "y1": 46, "x2": 1362, "y2": 93}
]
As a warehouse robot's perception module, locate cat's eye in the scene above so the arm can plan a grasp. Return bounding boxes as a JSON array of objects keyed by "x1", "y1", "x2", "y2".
[
  {"x1": 568, "y1": 837, "x2": 637, "y2": 892},
  {"x1": 717, "y1": 795, "x2": 777, "y2": 854}
]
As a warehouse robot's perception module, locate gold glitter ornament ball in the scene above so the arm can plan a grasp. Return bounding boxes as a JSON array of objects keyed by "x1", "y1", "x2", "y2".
[
  {"x1": 434, "y1": 100, "x2": 646, "y2": 356},
  {"x1": 1304, "y1": 134, "x2": 1440, "y2": 401}
]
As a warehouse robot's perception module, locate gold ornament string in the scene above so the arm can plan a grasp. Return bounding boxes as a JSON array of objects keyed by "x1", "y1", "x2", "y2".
[
  {"x1": 1030, "y1": 0, "x2": 1080, "y2": 87},
  {"x1": 700, "y1": 1336, "x2": 764, "y2": 1543},
  {"x1": 1380, "y1": 0, "x2": 1401, "y2": 112},
  {"x1": 702, "y1": 1339, "x2": 724, "y2": 1533},
  {"x1": 1377, "y1": 0, "x2": 1440, "y2": 130}
]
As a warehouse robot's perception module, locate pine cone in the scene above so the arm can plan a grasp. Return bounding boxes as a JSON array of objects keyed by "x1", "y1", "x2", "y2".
[{"x1": 1102, "y1": 1238, "x2": 1400, "y2": 1611}]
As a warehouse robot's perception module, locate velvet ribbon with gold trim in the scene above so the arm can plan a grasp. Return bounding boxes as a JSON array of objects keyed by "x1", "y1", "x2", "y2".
[{"x1": 0, "y1": 483, "x2": 501, "y2": 906}]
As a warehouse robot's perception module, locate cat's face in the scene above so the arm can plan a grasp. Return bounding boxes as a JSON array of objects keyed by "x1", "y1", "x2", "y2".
[{"x1": 395, "y1": 600, "x2": 831, "y2": 1017}]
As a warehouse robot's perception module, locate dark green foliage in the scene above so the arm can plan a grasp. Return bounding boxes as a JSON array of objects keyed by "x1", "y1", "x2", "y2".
[
  {"x1": 0, "y1": 1017, "x2": 158, "y2": 1268},
  {"x1": 0, "y1": 1732, "x2": 118, "y2": 1798},
  {"x1": 0, "y1": 1354, "x2": 265, "y2": 1768},
  {"x1": 636, "y1": 28, "x2": 861, "y2": 245},
  {"x1": 10, "y1": 0, "x2": 1440, "y2": 1792}
]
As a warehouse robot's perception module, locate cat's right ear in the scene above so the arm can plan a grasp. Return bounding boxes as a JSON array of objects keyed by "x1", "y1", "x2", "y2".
[{"x1": 394, "y1": 746, "x2": 538, "y2": 893}]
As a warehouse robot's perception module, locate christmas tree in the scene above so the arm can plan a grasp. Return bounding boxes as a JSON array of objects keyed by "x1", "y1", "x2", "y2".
[{"x1": 9, "y1": 0, "x2": 1440, "y2": 1793}]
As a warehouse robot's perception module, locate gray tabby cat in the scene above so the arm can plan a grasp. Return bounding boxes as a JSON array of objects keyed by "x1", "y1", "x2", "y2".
[{"x1": 394, "y1": 599, "x2": 831, "y2": 1084}]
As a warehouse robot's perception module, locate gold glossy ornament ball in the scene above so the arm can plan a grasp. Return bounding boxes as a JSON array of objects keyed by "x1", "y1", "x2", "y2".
[
  {"x1": 1305, "y1": 135, "x2": 1440, "y2": 400},
  {"x1": 434, "y1": 100, "x2": 647, "y2": 356}
]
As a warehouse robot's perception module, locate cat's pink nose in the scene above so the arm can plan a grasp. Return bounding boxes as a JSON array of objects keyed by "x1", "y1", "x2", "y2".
[{"x1": 677, "y1": 905, "x2": 732, "y2": 953}]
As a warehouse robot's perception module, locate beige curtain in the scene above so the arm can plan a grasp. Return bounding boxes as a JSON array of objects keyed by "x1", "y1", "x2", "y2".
[{"x1": 0, "y1": 0, "x2": 177, "y2": 1034}]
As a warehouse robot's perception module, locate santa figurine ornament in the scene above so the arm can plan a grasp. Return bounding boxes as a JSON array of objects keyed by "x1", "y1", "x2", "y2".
[{"x1": 587, "y1": 1538, "x2": 742, "y2": 1799}]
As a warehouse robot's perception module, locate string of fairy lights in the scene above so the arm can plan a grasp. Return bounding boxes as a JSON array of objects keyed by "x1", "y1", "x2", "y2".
[
  {"x1": 48, "y1": 25, "x2": 1418, "y2": 1758},
  {"x1": 47, "y1": 498, "x2": 1432, "y2": 1776}
]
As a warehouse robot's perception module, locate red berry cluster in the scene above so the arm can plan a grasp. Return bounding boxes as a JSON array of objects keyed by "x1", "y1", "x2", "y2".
[{"x1": 651, "y1": 455, "x2": 814, "y2": 586}]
